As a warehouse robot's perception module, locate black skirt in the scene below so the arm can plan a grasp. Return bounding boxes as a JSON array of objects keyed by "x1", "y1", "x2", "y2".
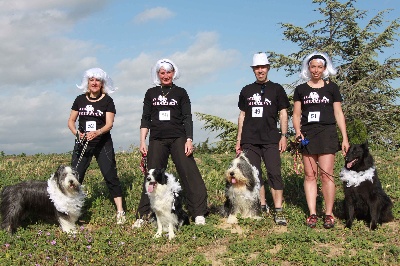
[{"x1": 300, "y1": 124, "x2": 340, "y2": 155}]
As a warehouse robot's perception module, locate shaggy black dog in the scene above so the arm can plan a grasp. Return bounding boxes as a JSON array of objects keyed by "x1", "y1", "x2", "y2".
[
  {"x1": 1, "y1": 165, "x2": 85, "y2": 234},
  {"x1": 340, "y1": 143, "x2": 393, "y2": 230}
]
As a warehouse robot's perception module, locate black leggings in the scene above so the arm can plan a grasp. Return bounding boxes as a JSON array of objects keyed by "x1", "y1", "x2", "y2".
[
  {"x1": 71, "y1": 137, "x2": 123, "y2": 198},
  {"x1": 136, "y1": 137, "x2": 208, "y2": 218}
]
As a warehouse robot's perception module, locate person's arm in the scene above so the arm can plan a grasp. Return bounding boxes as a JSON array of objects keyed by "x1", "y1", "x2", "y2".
[
  {"x1": 333, "y1": 102, "x2": 350, "y2": 155},
  {"x1": 181, "y1": 90, "x2": 194, "y2": 156},
  {"x1": 235, "y1": 111, "x2": 245, "y2": 154},
  {"x1": 67, "y1": 110, "x2": 86, "y2": 140},
  {"x1": 278, "y1": 108, "x2": 288, "y2": 153},
  {"x1": 293, "y1": 101, "x2": 303, "y2": 140},
  {"x1": 86, "y1": 112, "x2": 114, "y2": 141},
  {"x1": 140, "y1": 127, "x2": 149, "y2": 155}
]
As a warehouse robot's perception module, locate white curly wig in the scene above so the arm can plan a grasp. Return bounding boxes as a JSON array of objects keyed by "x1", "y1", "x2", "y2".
[
  {"x1": 151, "y1": 58, "x2": 180, "y2": 86},
  {"x1": 76, "y1": 68, "x2": 117, "y2": 94},
  {"x1": 299, "y1": 52, "x2": 337, "y2": 81}
]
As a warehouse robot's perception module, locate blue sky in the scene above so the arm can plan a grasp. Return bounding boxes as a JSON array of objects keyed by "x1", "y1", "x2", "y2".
[{"x1": 0, "y1": 0, "x2": 398, "y2": 155}]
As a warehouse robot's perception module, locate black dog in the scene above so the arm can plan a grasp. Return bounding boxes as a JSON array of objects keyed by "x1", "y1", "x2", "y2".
[{"x1": 340, "y1": 143, "x2": 393, "y2": 230}]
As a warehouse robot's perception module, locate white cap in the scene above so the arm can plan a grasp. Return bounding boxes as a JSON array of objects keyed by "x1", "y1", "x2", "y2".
[{"x1": 251, "y1": 52, "x2": 270, "y2": 67}]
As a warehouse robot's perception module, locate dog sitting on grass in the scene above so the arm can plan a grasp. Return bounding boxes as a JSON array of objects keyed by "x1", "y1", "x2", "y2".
[
  {"x1": 223, "y1": 152, "x2": 261, "y2": 224},
  {"x1": 146, "y1": 168, "x2": 189, "y2": 240},
  {"x1": 1, "y1": 165, "x2": 85, "y2": 234},
  {"x1": 340, "y1": 143, "x2": 393, "y2": 230}
]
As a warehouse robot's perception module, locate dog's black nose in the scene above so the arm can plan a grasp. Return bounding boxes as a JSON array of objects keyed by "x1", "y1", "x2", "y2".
[
  {"x1": 230, "y1": 172, "x2": 234, "y2": 176},
  {"x1": 146, "y1": 177, "x2": 151, "y2": 181}
]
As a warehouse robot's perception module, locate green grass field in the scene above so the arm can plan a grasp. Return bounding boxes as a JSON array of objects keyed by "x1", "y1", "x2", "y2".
[{"x1": 0, "y1": 149, "x2": 399, "y2": 265}]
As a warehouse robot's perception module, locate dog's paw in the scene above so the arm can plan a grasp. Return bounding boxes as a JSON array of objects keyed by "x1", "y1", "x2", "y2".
[
  {"x1": 153, "y1": 232, "x2": 162, "y2": 238},
  {"x1": 226, "y1": 214, "x2": 238, "y2": 224},
  {"x1": 168, "y1": 232, "x2": 176, "y2": 240}
]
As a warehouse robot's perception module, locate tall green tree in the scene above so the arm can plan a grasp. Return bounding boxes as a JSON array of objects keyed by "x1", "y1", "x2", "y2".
[
  {"x1": 197, "y1": 0, "x2": 400, "y2": 150},
  {"x1": 268, "y1": 0, "x2": 400, "y2": 147}
]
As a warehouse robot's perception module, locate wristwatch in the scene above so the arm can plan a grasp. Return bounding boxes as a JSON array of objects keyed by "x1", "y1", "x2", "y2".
[{"x1": 281, "y1": 133, "x2": 289, "y2": 138}]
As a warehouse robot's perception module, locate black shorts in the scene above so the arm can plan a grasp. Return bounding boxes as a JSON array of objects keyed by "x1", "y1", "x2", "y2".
[{"x1": 300, "y1": 124, "x2": 340, "y2": 155}]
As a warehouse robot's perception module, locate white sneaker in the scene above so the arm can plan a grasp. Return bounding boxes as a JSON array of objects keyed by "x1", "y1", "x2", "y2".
[
  {"x1": 195, "y1": 216, "x2": 206, "y2": 225},
  {"x1": 116, "y1": 211, "x2": 126, "y2": 225},
  {"x1": 132, "y1": 218, "x2": 145, "y2": 228}
]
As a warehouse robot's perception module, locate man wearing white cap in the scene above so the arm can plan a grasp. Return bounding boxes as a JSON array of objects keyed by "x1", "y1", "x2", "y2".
[{"x1": 235, "y1": 52, "x2": 289, "y2": 225}]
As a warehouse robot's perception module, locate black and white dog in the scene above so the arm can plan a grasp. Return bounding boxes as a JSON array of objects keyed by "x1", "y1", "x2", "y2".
[
  {"x1": 223, "y1": 153, "x2": 261, "y2": 224},
  {"x1": 146, "y1": 169, "x2": 189, "y2": 240},
  {"x1": 340, "y1": 143, "x2": 393, "y2": 230},
  {"x1": 1, "y1": 165, "x2": 85, "y2": 234}
]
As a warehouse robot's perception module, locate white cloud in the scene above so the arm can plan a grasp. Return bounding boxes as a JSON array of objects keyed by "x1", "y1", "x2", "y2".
[
  {"x1": 134, "y1": 7, "x2": 175, "y2": 24},
  {"x1": 0, "y1": 1, "x2": 104, "y2": 88}
]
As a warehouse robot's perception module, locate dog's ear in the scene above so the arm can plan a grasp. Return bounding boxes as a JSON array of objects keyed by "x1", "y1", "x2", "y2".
[
  {"x1": 55, "y1": 165, "x2": 65, "y2": 177},
  {"x1": 361, "y1": 141, "x2": 369, "y2": 150}
]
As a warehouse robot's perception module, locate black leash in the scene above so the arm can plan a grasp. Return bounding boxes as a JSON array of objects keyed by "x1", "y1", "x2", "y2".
[{"x1": 75, "y1": 130, "x2": 88, "y2": 168}]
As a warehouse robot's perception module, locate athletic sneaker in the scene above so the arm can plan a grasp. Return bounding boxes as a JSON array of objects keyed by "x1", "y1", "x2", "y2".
[
  {"x1": 274, "y1": 210, "x2": 287, "y2": 226},
  {"x1": 194, "y1": 216, "x2": 206, "y2": 225},
  {"x1": 261, "y1": 204, "x2": 270, "y2": 214},
  {"x1": 132, "y1": 218, "x2": 145, "y2": 228},
  {"x1": 116, "y1": 211, "x2": 126, "y2": 225}
]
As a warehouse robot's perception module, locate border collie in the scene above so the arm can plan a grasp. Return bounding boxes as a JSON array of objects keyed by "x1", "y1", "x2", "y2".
[{"x1": 146, "y1": 169, "x2": 189, "y2": 240}]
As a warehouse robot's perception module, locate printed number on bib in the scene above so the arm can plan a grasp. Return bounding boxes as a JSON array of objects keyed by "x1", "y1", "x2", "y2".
[
  {"x1": 159, "y1": 110, "x2": 171, "y2": 121},
  {"x1": 308, "y1": 111, "x2": 320, "y2": 122},
  {"x1": 252, "y1": 107, "x2": 263, "y2": 117},
  {"x1": 86, "y1": 121, "x2": 96, "y2": 132}
]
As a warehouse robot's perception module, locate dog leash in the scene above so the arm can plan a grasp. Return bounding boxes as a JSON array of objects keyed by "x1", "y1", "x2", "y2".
[
  {"x1": 75, "y1": 131, "x2": 88, "y2": 168},
  {"x1": 140, "y1": 154, "x2": 148, "y2": 176}
]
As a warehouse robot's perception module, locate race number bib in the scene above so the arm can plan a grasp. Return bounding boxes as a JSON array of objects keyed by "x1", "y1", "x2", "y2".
[
  {"x1": 252, "y1": 107, "x2": 263, "y2": 117},
  {"x1": 86, "y1": 121, "x2": 96, "y2": 131},
  {"x1": 308, "y1": 111, "x2": 320, "y2": 122},
  {"x1": 159, "y1": 110, "x2": 171, "y2": 121}
]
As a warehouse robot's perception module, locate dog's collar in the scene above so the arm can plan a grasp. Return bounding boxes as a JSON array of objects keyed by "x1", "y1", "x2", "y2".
[{"x1": 340, "y1": 167, "x2": 375, "y2": 187}]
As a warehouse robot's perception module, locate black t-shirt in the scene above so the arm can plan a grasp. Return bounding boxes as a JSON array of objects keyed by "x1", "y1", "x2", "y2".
[
  {"x1": 238, "y1": 81, "x2": 290, "y2": 144},
  {"x1": 71, "y1": 94, "x2": 116, "y2": 145},
  {"x1": 140, "y1": 85, "x2": 193, "y2": 140},
  {"x1": 293, "y1": 81, "x2": 342, "y2": 126}
]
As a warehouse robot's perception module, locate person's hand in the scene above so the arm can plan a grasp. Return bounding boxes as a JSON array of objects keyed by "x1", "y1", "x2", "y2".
[
  {"x1": 86, "y1": 130, "x2": 102, "y2": 141},
  {"x1": 295, "y1": 133, "x2": 304, "y2": 142},
  {"x1": 140, "y1": 142, "x2": 148, "y2": 156},
  {"x1": 235, "y1": 140, "x2": 241, "y2": 155},
  {"x1": 279, "y1": 137, "x2": 287, "y2": 153},
  {"x1": 185, "y1": 140, "x2": 194, "y2": 157},
  {"x1": 342, "y1": 140, "x2": 350, "y2": 156}
]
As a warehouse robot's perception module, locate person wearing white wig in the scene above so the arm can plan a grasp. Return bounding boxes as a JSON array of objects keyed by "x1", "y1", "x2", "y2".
[
  {"x1": 133, "y1": 58, "x2": 208, "y2": 227},
  {"x1": 68, "y1": 67, "x2": 126, "y2": 225},
  {"x1": 151, "y1": 59, "x2": 180, "y2": 86},
  {"x1": 299, "y1": 52, "x2": 337, "y2": 81},
  {"x1": 293, "y1": 52, "x2": 349, "y2": 229}
]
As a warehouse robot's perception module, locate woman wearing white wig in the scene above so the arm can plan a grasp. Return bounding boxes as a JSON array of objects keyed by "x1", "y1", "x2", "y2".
[
  {"x1": 293, "y1": 52, "x2": 349, "y2": 229},
  {"x1": 68, "y1": 68, "x2": 126, "y2": 224},
  {"x1": 133, "y1": 59, "x2": 208, "y2": 227}
]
